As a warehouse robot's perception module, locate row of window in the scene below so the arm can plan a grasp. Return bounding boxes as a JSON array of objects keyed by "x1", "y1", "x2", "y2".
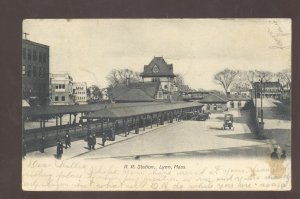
[
  {"x1": 75, "y1": 91, "x2": 86, "y2": 95},
  {"x1": 55, "y1": 84, "x2": 65, "y2": 89},
  {"x1": 22, "y1": 65, "x2": 47, "y2": 78},
  {"x1": 54, "y1": 96, "x2": 65, "y2": 101},
  {"x1": 76, "y1": 96, "x2": 86, "y2": 100},
  {"x1": 23, "y1": 83, "x2": 48, "y2": 95},
  {"x1": 23, "y1": 48, "x2": 48, "y2": 63},
  {"x1": 54, "y1": 96, "x2": 86, "y2": 102},
  {"x1": 75, "y1": 86, "x2": 85, "y2": 90}
]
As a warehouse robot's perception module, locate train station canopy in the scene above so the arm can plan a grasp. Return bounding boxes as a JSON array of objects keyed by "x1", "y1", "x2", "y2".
[
  {"x1": 82, "y1": 102, "x2": 203, "y2": 119},
  {"x1": 23, "y1": 102, "x2": 163, "y2": 118}
]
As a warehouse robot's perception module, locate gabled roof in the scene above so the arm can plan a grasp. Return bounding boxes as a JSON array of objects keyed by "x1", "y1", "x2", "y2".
[
  {"x1": 253, "y1": 81, "x2": 282, "y2": 88},
  {"x1": 114, "y1": 89, "x2": 155, "y2": 102},
  {"x1": 109, "y1": 82, "x2": 159, "y2": 99},
  {"x1": 140, "y1": 57, "x2": 176, "y2": 77},
  {"x1": 199, "y1": 94, "x2": 228, "y2": 103}
]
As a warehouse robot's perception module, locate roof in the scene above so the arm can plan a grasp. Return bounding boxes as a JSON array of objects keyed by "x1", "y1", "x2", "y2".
[
  {"x1": 83, "y1": 102, "x2": 204, "y2": 119},
  {"x1": 227, "y1": 94, "x2": 251, "y2": 101},
  {"x1": 253, "y1": 81, "x2": 282, "y2": 88},
  {"x1": 23, "y1": 102, "x2": 162, "y2": 117},
  {"x1": 140, "y1": 57, "x2": 176, "y2": 77},
  {"x1": 22, "y1": 39, "x2": 49, "y2": 48},
  {"x1": 198, "y1": 94, "x2": 228, "y2": 103},
  {"x1": 109, "y1": 82, "x2": 160, "y2": 102},
  {"x1": 114, "y1": 89, "x2": 155, "y2": 102}
]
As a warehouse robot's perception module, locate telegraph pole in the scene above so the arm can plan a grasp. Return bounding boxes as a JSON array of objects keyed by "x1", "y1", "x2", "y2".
[
  {"x1": 260, "y1": 79, "x2": 263, "y2": 123},
  {"x1": 23, "y1": 32, "x2": 30, "y2": 40}
]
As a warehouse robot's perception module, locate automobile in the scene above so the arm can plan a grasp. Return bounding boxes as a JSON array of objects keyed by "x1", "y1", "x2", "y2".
[
  {"x1": 223, "y1": 114, "x2": 234, "y2": 130},
  {"x1": 195, "y1": 113, "x2": 210, "y2": 121},
  {"x1": 185, "y1": 112, "x2": 196, "y2": 120}
]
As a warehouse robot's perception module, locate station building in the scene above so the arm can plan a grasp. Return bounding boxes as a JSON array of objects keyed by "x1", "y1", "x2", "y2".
[{"x1": 140, "y1": 57, "x2": 177, "y2": 100}]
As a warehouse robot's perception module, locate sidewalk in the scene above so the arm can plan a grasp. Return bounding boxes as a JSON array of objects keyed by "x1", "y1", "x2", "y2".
[{"x1": 25, "y1": 120, "x2": 182, "y2": 160}]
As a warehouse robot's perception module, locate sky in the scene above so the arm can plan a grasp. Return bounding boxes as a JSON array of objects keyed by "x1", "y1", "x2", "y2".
[{"x1": 23, "y1": 19, "x2": 291, "y2": 91}]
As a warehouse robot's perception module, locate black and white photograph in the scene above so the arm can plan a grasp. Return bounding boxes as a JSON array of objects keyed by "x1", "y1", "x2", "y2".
[{"x1": 21, "y1": 19, "x2": 291, "y2": 191}]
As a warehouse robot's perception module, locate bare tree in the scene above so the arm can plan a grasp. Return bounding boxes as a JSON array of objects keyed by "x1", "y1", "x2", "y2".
[
  {"x1": 174, "y1": 73, "x2": 185, "y2": 87},
  {"x1": 276, "y1": 69, "x2": 291, "y2": 89},
  {"x1": 214, "y1": 68, "x2": 239, "y2": 95},
  {"x1": 254, "y1": 70, "x2": 273, "y2": 82},
  {"x1": 106, "y1": 68, "x2": 142, "y2": 87}
]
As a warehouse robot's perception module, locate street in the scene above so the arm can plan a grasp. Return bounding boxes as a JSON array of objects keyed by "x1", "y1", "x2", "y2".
[{"x1": 75, "y1": 110, "x2": 272, "y2": 160}]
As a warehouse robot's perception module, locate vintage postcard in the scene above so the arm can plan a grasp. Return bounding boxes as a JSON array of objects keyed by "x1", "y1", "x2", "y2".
[{"x1": 22, "y1": 19, "x2": 291, "y2": 191}]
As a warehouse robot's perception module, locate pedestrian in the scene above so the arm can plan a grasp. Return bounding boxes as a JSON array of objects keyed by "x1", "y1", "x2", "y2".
[
  {"x1": 102, "y1": 131, "x2": 106, "y2": 146},
  {"x1": 135, "y1": 125, "x2": 139, "y2": 134},
  {"x1": 64, "y1": 132, "x2": 71, "y2": 149},
  {"x1": 127, "y1": 124, "x2": 130, "y2": 135},
  {"x1": 39, "y1": 136, "x2": 46, "y2": 153},
  {"x1": 280, "y1": 150, "x2": 287, "y2": 160},
  {"x1": 124, "y1": 122, "x2": 128, "y2": 137},
  {"x1": 270, "y1": 148, "x2": 279, "y2": 160},
  {"x1": 157, "y1": 117, "x2": 160, "y2": 126},
  {"x1": 92, "y1": 133, "x2": 96, "y2": 150},
  {"x1": 56, "y1": 140, "x2": 64, "y2": 159},
  {"x1": 87, "y1": 134, "x2": 93, "y2": 150},
  {"x1": 22, "y1": 138, "x2": 27, "y2": 159},
  {"x1": 110, "y1": 127, "x2": 115, "y2": 141}
]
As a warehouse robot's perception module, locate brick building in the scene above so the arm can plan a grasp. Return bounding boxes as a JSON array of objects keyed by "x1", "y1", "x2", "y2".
[{"x1": 22, "y1": 39, "x2": 49, "y2": 106}]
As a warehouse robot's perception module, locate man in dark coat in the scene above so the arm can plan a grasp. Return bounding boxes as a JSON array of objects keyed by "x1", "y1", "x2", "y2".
[
  {"x1": 56, "y1": 140, "x2": 64, "y2": 159},
  {"x1": 39, "y1": 136, "x2": 46, "y2": 153},
  {"x1": 280, "y1": 150, "x2": 287, "y2": 160},
  {"x1": 87, "y1": 134, "x2": 93, "y2": 150},
  {"x1": 92, "y1": 133, "x2": 96, "y2": 150},
  {"x1": 102, "y1": 131, "x2": 106, "y2": 146},
  {"x1": 135, "y1": 125, "x2": 139, "y2": 134},
  {"x1": 64, "y1": 132, "x2": 71, "y2": 149},
  {"x1": 271, "y1": 148, "x2": 279, "y2": 159}
]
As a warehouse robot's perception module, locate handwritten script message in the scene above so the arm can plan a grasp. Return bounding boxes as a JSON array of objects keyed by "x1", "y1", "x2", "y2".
[{"x1": 22, "y1": 158, "x2": 291, "y2": 191}]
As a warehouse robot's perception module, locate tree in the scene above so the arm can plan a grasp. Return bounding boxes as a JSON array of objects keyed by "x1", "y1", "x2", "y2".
[
  {"x1": 254, "y1": 70, "x2": 273, "y2": 82},
  {"x1": 174, "y1": 73, "x2": 185, "y2": 87},
  {"x1": 87, "y1": 85, "x2": 103, "y2": 103},
  {"x1": 276, "y1": 69, "x2": 291, "y2": 89},
  {"x1": 214, "y1": 68, "x2": 239, "y2": 95},
  {"x1": 106, "y1": 68, "x2": 142, "y2": 87}
]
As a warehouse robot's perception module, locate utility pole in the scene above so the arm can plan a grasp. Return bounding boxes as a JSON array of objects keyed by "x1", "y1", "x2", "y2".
[
  {"x1": 23, "y1": 32, "x2": 30, "y2": 40},
  {"x1": 260, "y1": 78, "x2": 264, "y2": 123}
]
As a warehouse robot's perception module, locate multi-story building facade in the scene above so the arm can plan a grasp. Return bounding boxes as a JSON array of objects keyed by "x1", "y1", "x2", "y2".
[
  {"x1": 22, "y1": 39, "x2": 49, "y2": 105},
  {"x1": 253, "y1": 81, "x2": 283, "y2": 99},
  {"x1": 140, "y1": 57, "x2": 177, "y2": 100},
  {"x1": 50, "y1": 73, "x2": 74, "y2": 105},
  {"x1": 72, "y1": 82, "x2": 88, "y2": 104}
]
